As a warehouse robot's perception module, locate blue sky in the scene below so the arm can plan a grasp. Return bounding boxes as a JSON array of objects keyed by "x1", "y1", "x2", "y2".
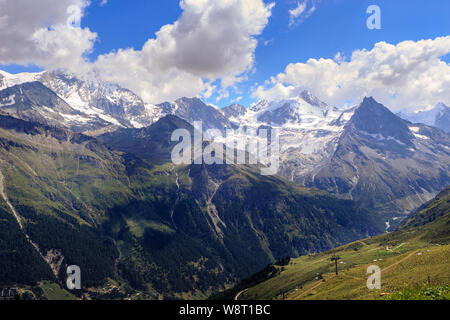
[{"x1": 1, "y1": 0, "x2": 449, "y2": 109}]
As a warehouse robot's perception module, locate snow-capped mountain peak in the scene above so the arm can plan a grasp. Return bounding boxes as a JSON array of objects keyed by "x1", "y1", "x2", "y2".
[
  {"x1": 397, "y1": 102, "x2": 450, "y2": 133},
  {"x1": 156, "y1": 96, "x2": 233, "y2": 132},
  {"x1": 299, "y1": 90, "x2": 329, "y2": 109},
  {"x1": 436, "y1": 102, "x2": 450, "y2": 117},
  {"x1": 249, "y1": 91, "x2": 339, "y2": 127},
  {"x1": 0, "y1": 69, "x2": 163, "y2": 132},
  {"x1": 249, "y1": 99, "x2": 270, "y2": 113},
  {"x1": 222, "y1": 104, "x2": 247, "y2": 119},
  {"x1": 0, "y1": 70, "x2": 44, "y2": 90}
]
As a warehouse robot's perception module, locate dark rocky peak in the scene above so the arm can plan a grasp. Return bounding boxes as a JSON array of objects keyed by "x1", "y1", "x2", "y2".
[
  {"x1": 141, "y1": 114, "x2": 195, "y2": 137},
  {"x1": 222, "y1": 104, "x2": 247, "y2": 118},
  {"x1": 99, "y1": 115, "x2": 196, "y2": 161},
  {"x1": 175, "y1": 97, "x2": 205, "y2": 107},
  {"x1": 299, "y1": 90, "x2": 328, "y2": 108},
  {"x1": 349, "y1": 97, "x2": 414, "y2": 146},
  {"x1": 159, "y1": 97, "x2": 233, "y2": 132}
]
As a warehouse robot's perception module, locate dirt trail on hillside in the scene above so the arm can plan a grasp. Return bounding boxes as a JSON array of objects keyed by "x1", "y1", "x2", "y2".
[
  {"x1": 290, "y1": 278, "x2": 328, "y2": 299},
  {"x1": 381, "y1": 250, "x2": 418, "y2": 273},
  {"x1": 234, "y1": 289, "x2": 248, "y2": 301}
]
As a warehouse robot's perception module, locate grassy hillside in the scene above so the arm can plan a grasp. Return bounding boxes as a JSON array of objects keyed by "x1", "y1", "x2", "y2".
[
  {"x1": 225, "y1": 186, "x2": 450, "y2": 300},
  {"x1": 400, "y1": 186, "x2": 450, "y2": 230}
]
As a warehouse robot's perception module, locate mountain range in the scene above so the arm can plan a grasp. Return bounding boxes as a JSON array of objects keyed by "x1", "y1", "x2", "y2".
[
  {"x1": 1, "y1": 70, "x2": 449, "y2": 227},
  {"x1": 0, "y1": 68, "x2": 449, "y2": 298}
]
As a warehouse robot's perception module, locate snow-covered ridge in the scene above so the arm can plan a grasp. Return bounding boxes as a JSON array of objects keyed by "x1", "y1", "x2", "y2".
[
  {"x1": 398, "y1": 103, "x2": 450, "y2": 133},
  {"x1": 0, "y1": 69, "x2": 162, "y2": 130},
  {"x1": 0, "y1": 68, "x2": 356, "y2": 161},
  {"x1": 241, "y1": 91, "x2": 344, "y2": 127},
  {"x1": 0, "y1": 70, "x2": 44, "y2": 90},
  {"x1": 0, "y1": 69, "x2": 353, "y2": 134}
]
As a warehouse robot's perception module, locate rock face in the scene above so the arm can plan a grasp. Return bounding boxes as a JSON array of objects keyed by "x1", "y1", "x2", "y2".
[
  {"x1": 157, "y1": 97, "x2": 234, "y2": 133},
  {"x1": 39, "y1": 71, "x2": 161, "y2": 129},
  {"x1": 350, "y1": 97, "x2": 415, "y2": 147},
  {"x1": 0, "y1": 70, "x2": 162, "y2": 132},
  {"x1": 222, "y1": 104, "x2": 248, "y2": 119},
  {"x1": 0, "y1": 81, "x2": 111, "y2": 131},
  {"x1": 399, "y1": 186, "x2": 450, "y2": 231}
]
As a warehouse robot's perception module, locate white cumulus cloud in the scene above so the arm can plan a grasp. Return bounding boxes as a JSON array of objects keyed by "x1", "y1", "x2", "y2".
[
  {"x1": 253, "y1": 37, "x2": 450, "y2": 112},
  {"x1": 0, "y1": 0, "x2": 97, "y2": 71},
  {"x1": 0, "y1": 0, "x2": 274, "y2": 104},
  {"x1": 93, "y1": 0, "x2": 274, "y2": 103}
]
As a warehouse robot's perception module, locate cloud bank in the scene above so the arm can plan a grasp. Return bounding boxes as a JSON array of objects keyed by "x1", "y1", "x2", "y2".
[
  {"x1": 0, "y1": 0, "x2": 274, "y2": 104},
  {"x1": 253, "y1": 37, "x2": 450, "y2": 111},
  {"x1": 0, "y1": 0, "x2": 96, "y2": 72}
]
